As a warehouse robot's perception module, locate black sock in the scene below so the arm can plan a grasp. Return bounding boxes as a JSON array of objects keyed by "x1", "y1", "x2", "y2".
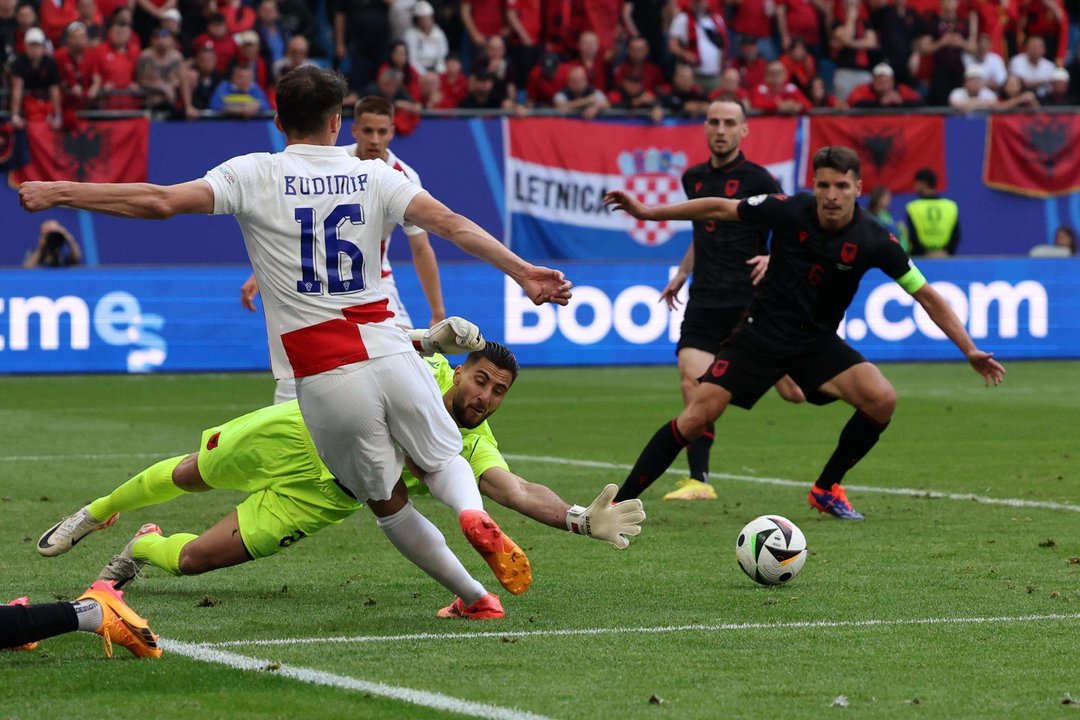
[
  {"x1": 1, "y1": 602, "x2": 78, "y2": 649},
  {"x1": 815, "y1": 411, "x2": 890, "y2": 490},
  {"x1": 686, "y1": 423, "x2": 715, "y2": 482},
  {"x1": 615, "y1": 419, "x2": 690, "y2": 501}
]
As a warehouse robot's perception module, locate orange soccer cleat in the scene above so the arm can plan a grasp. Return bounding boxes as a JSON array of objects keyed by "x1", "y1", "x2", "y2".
[
  {"x1": 458, "y1": 510, "x2": 532, "y2": 595},
  {"x1": 77, "y1": 580, "x2": 162, "y2": 659},
  {"x1": 435, "y1": 593, "x2": 505, "y2": 619}
]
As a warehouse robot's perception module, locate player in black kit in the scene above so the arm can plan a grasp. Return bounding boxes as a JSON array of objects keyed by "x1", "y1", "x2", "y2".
[
  {"x1": 660, "y1": 100, "x2": 804, "y2": 502},
  {"x1": 605, "y1": 146, "x2": 1005, "y2": 519}
]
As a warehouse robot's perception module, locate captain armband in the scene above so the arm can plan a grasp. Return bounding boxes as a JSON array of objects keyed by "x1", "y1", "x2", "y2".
[{"x1": 897, "y1": 265, "x2": 927, "y2": 294}]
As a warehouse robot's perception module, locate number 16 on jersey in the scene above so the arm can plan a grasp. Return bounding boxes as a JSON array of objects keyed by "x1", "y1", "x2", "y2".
[{"x1": 295, "y1": 204, "x2": 366, "y2": 295}]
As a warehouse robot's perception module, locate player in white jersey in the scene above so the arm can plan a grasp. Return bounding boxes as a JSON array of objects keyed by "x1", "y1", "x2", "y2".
[
  {"x1": 243, "y1": 95, "x2": 446, "y2": 404},
  {"x1": 19, "y1": 66, "x2": 574, "y2": 618}
]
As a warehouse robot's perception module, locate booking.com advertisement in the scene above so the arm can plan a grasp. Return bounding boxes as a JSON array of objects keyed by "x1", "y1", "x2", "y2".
[{"x1": 0, "y1": 259, "x2": 1076, "y2": 374}]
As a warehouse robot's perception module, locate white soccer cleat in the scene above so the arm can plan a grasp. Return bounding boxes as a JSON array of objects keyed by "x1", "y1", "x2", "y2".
[
  {"x1": 98, "y1": 523, "x2": 162, "y2": 589},
  {"x1": 37, "y1": 506, "x2": 119, "y2": 557}
]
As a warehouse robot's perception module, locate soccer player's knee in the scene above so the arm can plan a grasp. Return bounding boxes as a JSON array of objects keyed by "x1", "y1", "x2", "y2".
[
  {"x1": 177, "y1": 544, "x2": 211, "y2": 575},
  {"x1": 172, "y1": 454, "x2": 204, "y2": 491},
  {"x1": 680, "y1": 375, "x2": 700, "y2": 399},
  {"x1": 867, "y1": 384, "x2": 897, "y2": 419}
]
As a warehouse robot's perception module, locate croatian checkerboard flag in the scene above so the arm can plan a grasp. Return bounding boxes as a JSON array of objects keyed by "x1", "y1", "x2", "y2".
[{"x1": 505, "y1": 117, "x2": 797, "y2": 260}]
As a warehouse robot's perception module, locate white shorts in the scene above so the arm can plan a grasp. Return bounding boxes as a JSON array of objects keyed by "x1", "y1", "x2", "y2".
[
  {"x1": 274, "y1": 377, "x2": 297, "y2": 404},
  {"x1": 383, "y1": 277, "x2": 413, "y2": 330},
  {"x1": 295, "y1": 351, "x2": 462, "y2": 502}
]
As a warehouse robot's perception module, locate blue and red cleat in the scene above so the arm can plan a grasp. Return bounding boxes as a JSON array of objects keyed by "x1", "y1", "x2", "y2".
[{"x1": 808, "y1": 483, "x2": 865, "y2": 520}]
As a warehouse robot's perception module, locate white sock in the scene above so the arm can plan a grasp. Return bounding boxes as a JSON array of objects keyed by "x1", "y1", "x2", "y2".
[
  {"x1": 376, "y1": 502, "x2": 486, "y2": 605},
  {"x1": 71, "y1": 600, "x2": 103, "y2": 632},
  {"x1": 424, "y1": 455, "x2": 484, "y2": 514}
]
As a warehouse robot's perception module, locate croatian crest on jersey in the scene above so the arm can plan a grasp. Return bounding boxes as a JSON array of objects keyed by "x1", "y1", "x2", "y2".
[{"x1": 617, "y1": 148, "x2": 689, "y2": 247}]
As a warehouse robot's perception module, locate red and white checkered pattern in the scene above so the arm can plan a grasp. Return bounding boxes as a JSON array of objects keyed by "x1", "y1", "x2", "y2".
[{"x1": 623, "y1": 173, "x2": 682, "y2": 246}]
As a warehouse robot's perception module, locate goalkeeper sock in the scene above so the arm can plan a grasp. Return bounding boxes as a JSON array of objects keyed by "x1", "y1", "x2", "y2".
[
  {"x1": 615, "y1": 419, "x2": 691, "y2": 501},
  {"x1": 88, "y1": 456, "x2": 187, "y2": 520},
  {"x1": 376, "y1": 502, "x2": 487, "y2": 605},
  {"x1": 686, "y1": 423, "x2": 715, "y2": 482},
  {"x1": 424, "y1": 455, "x2": 484, "y2": 514},
  {"x1": 132, "y1": 532, "x2": 198, "y2": 576},
  {"x1": 815, "y1": 411, "x2": 890, "y2": 491}
]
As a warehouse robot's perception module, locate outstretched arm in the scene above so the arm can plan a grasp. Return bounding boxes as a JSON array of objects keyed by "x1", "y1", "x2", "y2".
[
  {"x1": 404, "y1": 192, "x2": 572, "y2": 306},
  {"x1": 19, "y1": 179, "x2": 215, "y2": 219},
  {"x1": 912, "y1": 283, "x2": 1005, "y2": 386},
  {"x1": 406, "y1": 230, "x2": 447, "y2": 324},
  {"x1": 604, "y1": 189, "x2": 741, "y2": 222}
]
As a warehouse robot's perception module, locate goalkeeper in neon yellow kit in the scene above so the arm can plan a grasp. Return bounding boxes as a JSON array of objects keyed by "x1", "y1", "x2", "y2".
[{"x1": 38, "y1": 338, "x2": 645, "y2": 620}]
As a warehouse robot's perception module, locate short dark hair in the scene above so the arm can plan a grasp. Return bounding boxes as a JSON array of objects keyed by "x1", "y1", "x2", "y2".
[
  {"x1": 812, "y1": 146, "x2": 861, "y2": 179},
  {"x1": 354, "y1": 95, "x2": 395, "y2": 119},
  {"x1": 275, "y1": 66, "x2": 347, "y2": 138},
  {"x1": 914, "y1": 167, "x2": 938, "y2": 188},
  {"x1": 465, "y1": 342, "x2": 519, "y2": 382}
]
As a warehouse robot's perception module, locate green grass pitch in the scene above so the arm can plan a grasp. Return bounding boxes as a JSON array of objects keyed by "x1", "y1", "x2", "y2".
[{"x1": 1, "y1": 361, "x2": 1078, "y2": 719}]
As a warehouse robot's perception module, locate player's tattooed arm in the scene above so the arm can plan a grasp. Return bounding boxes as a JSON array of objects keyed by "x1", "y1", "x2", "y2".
[{"x1": 603, "y1": 190, "x2": 740, "y2": 222}]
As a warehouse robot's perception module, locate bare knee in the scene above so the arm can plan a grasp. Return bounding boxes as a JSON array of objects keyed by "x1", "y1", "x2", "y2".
[
  {"x1": 862, "y1": 384, "x2": 897, "y2": 422},
  {"x1": 172, "y1": 453, "x2": 210, "y2": 492},
  {"x1": 177, "y1": 544, "x2": 209, "y2": 575},
  {"x1": 680, "y1": 375, "x2": 700, "y2": 402},
  {"x1": 678, "y1": 388, "x2": 728, "y2": 439}
]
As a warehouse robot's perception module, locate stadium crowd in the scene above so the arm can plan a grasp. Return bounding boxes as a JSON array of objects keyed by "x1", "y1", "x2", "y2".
[{"x1": 1, "y1": 0, "x2": 1077, "y2": 127}]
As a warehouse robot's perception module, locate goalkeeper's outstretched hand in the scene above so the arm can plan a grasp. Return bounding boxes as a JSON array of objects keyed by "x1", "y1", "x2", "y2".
[
  {"x1": 410, "y1": 317, "x2": 486, "y2": 356},
  {"x1": 566, "y1": 484, "x2": 646, "y2": 550}
]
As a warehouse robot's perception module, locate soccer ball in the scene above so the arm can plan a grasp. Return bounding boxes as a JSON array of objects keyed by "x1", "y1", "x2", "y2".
[{"x1": 735, "y1": 515, "x2": 807, "y2": 586}]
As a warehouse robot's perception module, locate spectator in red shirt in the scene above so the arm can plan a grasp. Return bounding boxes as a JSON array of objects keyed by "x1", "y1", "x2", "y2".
[
  {"x1": 434, "y1": 53, "x2": 466, "y2": 104},
  {"x1": 613, "y1": 37, "x2": 666, "y2": 94},
  {"x1": 55, "y1": 21, "x2": 99, "y2": 111},
  {"x1": 39, "y1": 0, "x2": 79, "y2": 45},
  {"x1": 13, "y1": 4, "x2": 43, "y2": 55},
  {"x1": 780, "y1": 37, "x2": 818, "y2": 92},
  {"x1": 831, "y1": 0, "x2": 880, "y2": 101},
  {"x1": 220, "y1": 0, "x2": 256, "y2": 36},
  {"x1": 73, "y1": 0, "x2": 103, "y2": 45},
  {"x1": 709, "y1": 66, "x2": 751, "y2": 109},
  {"x1": 193, "y1": 13, "x2": 237, "y2": 75},
  {"x1": 525, "y1": 50, "x2": 561, "y2": 107},
  {"x1": 808, "y1": 74, "x2": 844, "y2": 106},
  {"x1": 506, "y1": 0, "x2": 540, "y2": 87},
  {"x1": 556, "y1": 30, "x2": 609, "y2": 92},
  {"x1": 461, "y1": 0, "x2": 504, "y2": 61},
  {"x1": 93, "y1": 14, "x2": 140, "y2": 109},
  {"x1": 776, "y1": 0, "x2": 828, "y2": 54},
  {"x1": 750, "y1": 59, "x2": 813, "y2": 112},
  {"x1": 731, "y1": 0, "x2": 778, "y2": 59},
  {"x1": 729, "y1": 35, "x2": 769, "y2": 89},
  {"x1": 847, "y1": 61, "x2": 924, "y2": 105},
  {"x1": 379, "y1": 40, "x2": 423, "y2": 100},
  {"x1": 1020, "y1": 0, "x2": 1068, "y2": 63}
]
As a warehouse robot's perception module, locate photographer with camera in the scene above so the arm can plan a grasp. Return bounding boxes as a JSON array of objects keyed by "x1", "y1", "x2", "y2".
[{"x1": 24, "y1": 220, "x2": 82, "y2": 268}]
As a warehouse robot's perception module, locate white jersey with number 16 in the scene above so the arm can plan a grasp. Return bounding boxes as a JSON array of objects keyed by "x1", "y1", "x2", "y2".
[{"x1": 202, "y1": 144, "x2": 425, "y2": 380}]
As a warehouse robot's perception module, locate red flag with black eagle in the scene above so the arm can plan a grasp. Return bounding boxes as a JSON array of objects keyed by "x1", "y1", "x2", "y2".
[
  {"x1": 984, "y1": 114, "x2": 1080, "y2": 198},
  {"x1": 10, "y1": 117, "x2": 148, "y2": 187},
  {"x1": 804, "y1": 115, "x2": 945, "y2": 193}
]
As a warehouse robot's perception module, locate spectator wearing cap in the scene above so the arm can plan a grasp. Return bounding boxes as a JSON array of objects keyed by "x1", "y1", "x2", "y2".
[
  {"x1": 91, "y1": 15, "x2": 141, "y2": 109},
  {"x1": 962, "y1": 32, "x2": 1007, "y2": 89},
  {"x1": 40, "y1": 0, "x2": 79, "y2": 46},
  {"x1": 132, "y1": 0, "x2": 178, "y2": 47},
  {"x1": 659, "y1": 62, "x2": 711, "y2": 116},
  {"x1": 234, "y1": 30, "x2": 269, "y2": 91},
  {"x1": 208, "y1": 61, "x2": 269, "y2": 115},
  {"x1": 158, "y1": 7, "x2": 189, "y2": 54},
  {"x1": 403, "y1": 1, "x2": 448, "y2": 73},
  {"x1": 1008, "y1": 35, "x2": 1057, "y2": 94},
  {"x1": 193, "y1": 13, "x2": 237, "y2": 75},
  {"x1": 1042, "y1": 66, "x2": 1077, "y2": 104},
  {"x1": 137, "y1": 25, "x2": 183, "y2": 112},
  {"x1": 272, "y1": 35, "x2": 313, "y2": 80},
  {"x1": 56, "y1": 21, "x2": 99, "y2": 112},
  {"x1": 505, "y1": 0, "x2": 541, "y2": 88},
  {"x1": 948, "y1": 65, "x2": 999, "y2": 110},
  {"x1": 750, "y1": 59, "x2": 812, "y2": 113},
  {"x1": 831, "y1": 0, "x2": 880, "y2": 102},
  {"x1": 180, "y1": 40, "x2": 222, "y2": 117},
  {"x1": 553, "y1": 65, "x2": 609, "y2": 119},
  {"x1": 458, "y1": 67, "x2": 504, "y2": 110},
  {"x1": 613, "y1": 37, "x2": 666, "y2": 96},
  {"x1": 848, "y1": 62, "x2": 923, "y2": 106},
  {"x1": 668, "y1": 0, "x2": 728, "y2": 92},
  {"x1": 9, "y1": 27, "x2": 63, "y2": 129},
  {"x1": 253, "y1": 0, "x2": 288, "y2": 73}
]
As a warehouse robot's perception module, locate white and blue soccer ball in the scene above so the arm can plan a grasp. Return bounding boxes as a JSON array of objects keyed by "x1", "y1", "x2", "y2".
[{"x1": 735, "y1": 515, "x2": 807, "y2": 586}]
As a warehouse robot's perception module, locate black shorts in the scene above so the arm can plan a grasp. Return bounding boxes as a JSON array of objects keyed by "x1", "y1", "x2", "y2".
[
  {"x1": 699, "y1": 331, "x2": 867, "y2": 409},
  {"x1": 676, "y1": 305, "x2": 746, "y2": 356}
]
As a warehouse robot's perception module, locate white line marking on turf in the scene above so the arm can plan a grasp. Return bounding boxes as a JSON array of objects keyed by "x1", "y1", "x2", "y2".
[
  {"x1": 504, "y1": 453, "x2": 1080, "y2": 514},
  {"x1": 160, "y1": 639, "x2": 555, "y2": 720},
  {"x1": 4, "y1": 449, "x2": 1079, "y2": 514},
  {"x1": 202, "y1": 613, "x2": 1080, "y2": 648}
]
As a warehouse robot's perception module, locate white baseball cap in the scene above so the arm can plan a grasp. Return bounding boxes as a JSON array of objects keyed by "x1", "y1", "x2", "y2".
[
  {"x1": 414, "y1": 1, "x2": 435, "y2": 17},
  {"x1": 162, "y1": 8, "x2": 182, "y2": 22},
  {"x1": 964, "y1": 66, "x2": 984, "y2": 80},
  {"x1": 872, "y1": 63, "x2": 894, "y2": 77},
  {"x1": 24, "y1": 27, "x2": 46, "y2": 45},
  {"x1": 1050, "y1": 67, "x2": 1070, "y2": 82}
]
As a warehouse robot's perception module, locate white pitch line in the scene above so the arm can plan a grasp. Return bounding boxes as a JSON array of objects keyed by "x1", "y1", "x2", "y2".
[
  {"x1": 202, "y1": 613, "x2": 1080, "y2": 649},
  {"x1": 160, "y1": 639, "x2": 555, "y2": 720},
  {"x1": 504, "y1": 453, "x2": 1080, "y2": 514}
]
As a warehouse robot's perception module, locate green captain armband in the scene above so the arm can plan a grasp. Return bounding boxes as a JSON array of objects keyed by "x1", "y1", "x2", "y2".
[{"x1": 897, "y1": 265, "x2": 927, "y2": 294}]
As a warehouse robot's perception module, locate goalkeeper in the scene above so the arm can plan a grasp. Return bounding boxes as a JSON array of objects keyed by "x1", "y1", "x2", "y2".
[{"x1": 38, "y1": 333, "x2": 645, "y2": 620}]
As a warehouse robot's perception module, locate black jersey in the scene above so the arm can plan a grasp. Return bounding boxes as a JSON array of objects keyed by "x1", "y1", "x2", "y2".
[
  {"x1": 736, "y1": 192, "x2": 914, "y2": 349},
  {"x1": 681, "y1": 153, "x2": 781, "y2": 310}
]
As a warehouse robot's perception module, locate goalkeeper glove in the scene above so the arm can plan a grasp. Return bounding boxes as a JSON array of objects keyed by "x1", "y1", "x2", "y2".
[
  {"x1": 566, "y1": 484, "x2": 646, "y2": 550},
  {"x1": 409, "y1": 317, "x2": 486, "y2": 356}
]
